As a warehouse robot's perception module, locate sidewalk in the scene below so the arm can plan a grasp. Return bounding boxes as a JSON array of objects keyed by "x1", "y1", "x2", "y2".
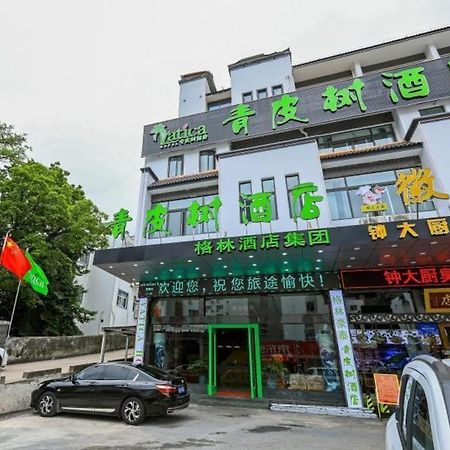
[{"x1": 0, "y1": 348, "x2": 134, "y2": 383}]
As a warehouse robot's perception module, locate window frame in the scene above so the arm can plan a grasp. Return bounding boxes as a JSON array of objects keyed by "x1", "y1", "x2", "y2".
[
  {"x1": 199, "y1": 149, "x2": 216, "y2": 172},
  {"x1": 418, "y1": 106, "x2": 445, "y2": 117},
  {"x1": 116, "y1": 290, "x2": 129, "y2": 309},
  {"x1": 242, "y1": 92, "x2": 253, "y2": 103},
  {"x1": 167, "y1": 155, "x2": 184, "y2": 178},
  {"x1": 271, "y1": 85, "x2": 284, "y2": 96},
  {"x1": 285, "y1": 173, "x2": 300, "y2": 218},
  {"x1": 239, "y1": 180, "x2": 252, "y2": 224},
  {"x1": 256, "y1": 88, "x2": 268, "y2": 99},
  {"x1": 317, "y1": 123, "x2": 396, "y2": 154},
  {"x1": 261, "y1": 177, "x2": 278, "y2": 220}
]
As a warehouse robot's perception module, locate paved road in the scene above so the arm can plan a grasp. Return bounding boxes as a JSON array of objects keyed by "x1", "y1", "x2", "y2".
[
  {"x1": 0, "y1": 404, "x2": 385, "y2": 450},
  {"x1": 0, "y1": 349, "x2": 133, "y2": 383}
]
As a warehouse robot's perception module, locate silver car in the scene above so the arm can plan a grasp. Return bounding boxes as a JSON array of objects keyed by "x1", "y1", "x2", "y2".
[{"x1": 386, "y1": 355, "x2": 450, "y2": 450}]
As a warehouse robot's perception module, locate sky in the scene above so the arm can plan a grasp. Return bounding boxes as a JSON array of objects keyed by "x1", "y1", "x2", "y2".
[{"x1": 1, "y1": 0, "x2": 449, "y2": 228}]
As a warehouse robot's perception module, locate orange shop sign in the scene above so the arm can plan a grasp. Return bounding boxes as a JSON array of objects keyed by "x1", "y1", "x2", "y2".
[
  {"x1": 424, "y1": 288, "x2": 450, "y2": 313},
  {"x1": 373, "y1": 373, "x2": 400, "y2": 405}
]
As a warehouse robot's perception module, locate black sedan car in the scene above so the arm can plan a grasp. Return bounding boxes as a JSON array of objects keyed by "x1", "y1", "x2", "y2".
[{"x1": 30, "y1": 362, "x2": 189, "y2": 425}]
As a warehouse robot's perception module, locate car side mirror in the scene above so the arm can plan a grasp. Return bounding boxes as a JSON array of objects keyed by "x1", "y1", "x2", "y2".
[{"x1": 70, "y1": 374, "x2": 77, "y2": 383}]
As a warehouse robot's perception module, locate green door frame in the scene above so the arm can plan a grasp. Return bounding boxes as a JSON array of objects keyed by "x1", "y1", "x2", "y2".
[{"x1": 207, "y1": 324, "x2": 263, "y2": 399}]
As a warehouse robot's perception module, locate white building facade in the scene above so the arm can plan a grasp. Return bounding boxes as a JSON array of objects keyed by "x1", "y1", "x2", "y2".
[{"x1": 95, "y1": 27, "x2": 450, "y2": 408}]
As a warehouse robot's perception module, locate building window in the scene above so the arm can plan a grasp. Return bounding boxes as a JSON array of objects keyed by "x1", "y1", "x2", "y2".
[
  {"x1": 151, "y1": 194, "x2": 219, "y2": 238},
  {"x1": 242, "y1": 92, "x2": 253, "y2": 103},
  {"x1": 116, "y1": 290, "x2": 129, "y2": 309},
  {"x1": 418, "y1": 106, "x2": 445, "y2": 117},
  {"x1": 199, "y1": 150, "x2": 216, "y2": 172},
  {"x1": 239, "y1": 181, "x2": 252, "y2": 224},
  {"x1": 261, "y1": 177, "x2": 277, "y2": 219},
  {"x1": 257, "y1": 88, "x2": 268, "y2": 99},
  {"x1": 317, "y1": 124, "x2": 395, "y2": 154},
  {"x1": 271, "y1": 85, "x2": 283, "y2": 96},
  {"x1": 168, "y1": 155, "x2": 183, "y2": 177},
  {"x1": 325, "y1": 168, "x2": 435, "y2": 220},
  {"x1": 207, "y1": 99, "x2": 232, "y2": 111},
  {"x1": 285, "y1": 174, "x2": 300, "y2": 217}
]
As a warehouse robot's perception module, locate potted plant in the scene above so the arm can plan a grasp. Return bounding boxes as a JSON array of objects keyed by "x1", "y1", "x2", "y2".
[
  {"x1": 187, "y1": 357, "x2": 208, "y2": 385},
  {"x1": 263, "y1": 357, "x2": 289, "y2": 389}
]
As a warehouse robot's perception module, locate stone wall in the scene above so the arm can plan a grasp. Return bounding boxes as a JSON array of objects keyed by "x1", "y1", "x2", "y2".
[
  {"x1": 0, "y1": 321, "x2": 9, "y2": 348},
  {"x1": 6, "y1": 334, "x2": 133, "y2": 364}
]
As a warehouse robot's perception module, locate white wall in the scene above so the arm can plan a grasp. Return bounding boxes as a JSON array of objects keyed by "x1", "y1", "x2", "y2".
[
  {"x1": 230, "y1": 55, "x2": 295, "y2": 105},
  {"x1": 412, "y1": 118, "x2": 450, "y2": 217},
  {"x1": 218, "y1": 140, "x2": 330, "y2": 237},
  {"x1": 178, "y1": 78, "x2": 210, "y2": 117}
]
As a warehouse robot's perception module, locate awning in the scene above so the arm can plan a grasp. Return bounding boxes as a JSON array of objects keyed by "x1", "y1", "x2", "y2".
[{"x1": 93, "y1": 217, "x2": 450, "y2": 284}]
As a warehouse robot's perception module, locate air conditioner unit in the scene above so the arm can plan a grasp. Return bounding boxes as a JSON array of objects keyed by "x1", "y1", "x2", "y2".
[
  {"x1": 358, "y1": 216, "x2": 387, "y2": 224},
  {"x1": 390, "y1": 214, "x2": 411, "y2": 222}
]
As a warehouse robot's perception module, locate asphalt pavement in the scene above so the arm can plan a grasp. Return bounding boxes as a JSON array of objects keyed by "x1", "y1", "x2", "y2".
[{"x1": 0, "y1": 404, "x2": 385, "y2": 450}]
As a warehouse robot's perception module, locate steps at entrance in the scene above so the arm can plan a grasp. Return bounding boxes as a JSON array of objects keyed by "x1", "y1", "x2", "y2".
[{"x1": 191, "y1": 393, "x2": 270, "y2": 410}]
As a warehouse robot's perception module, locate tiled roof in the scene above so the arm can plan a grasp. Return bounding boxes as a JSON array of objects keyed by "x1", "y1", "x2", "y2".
[
  {"x1": 148, "y1": 170, "x2": 218, "y2": 189},
  {"x1": 320, "y1": 141, "x2": 421, "y2": 160}
]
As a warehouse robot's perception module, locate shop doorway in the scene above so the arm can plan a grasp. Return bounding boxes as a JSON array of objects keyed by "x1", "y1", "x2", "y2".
[{"x1": 207, "y1": 324, "x2": 263, "y2": 399}]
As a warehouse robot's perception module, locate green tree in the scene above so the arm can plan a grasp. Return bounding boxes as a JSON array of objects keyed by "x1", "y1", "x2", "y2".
[{"x1": 0, "y1": 125, "x2": 109, "y2": 336}]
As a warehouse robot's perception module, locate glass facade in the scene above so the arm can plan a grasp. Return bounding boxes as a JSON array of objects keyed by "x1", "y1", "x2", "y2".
[
  {"x1": 150, "y1": 294, "x2": 344, "y2": 404},
  {"x1": 325, "y1": 168, "x2": 435, "y2": 220},
  {"x1": 317, "y1": 124, "x2": 395, "y2": 154},
  {"x1": 345, "y1": 290, "x2": 447, "y2": 397}
]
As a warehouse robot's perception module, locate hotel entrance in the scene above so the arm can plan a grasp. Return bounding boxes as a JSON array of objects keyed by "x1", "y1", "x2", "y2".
[{"x1": 207, "y1": 324, "x2": 263, "y2": 399}]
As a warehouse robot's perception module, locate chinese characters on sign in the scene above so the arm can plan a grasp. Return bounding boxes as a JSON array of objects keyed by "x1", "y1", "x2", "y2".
[
  {"x1": 194, "y1": 230, "x2": 331, "y2": 256},
  {"x1": 368, "y1": 218, "x2": 449, "y2": 241},
  {"x1": 110, "y1": 208, "x2": 133, "y2": 240},
  {"x1": 395, "y1": 168, "x2": 449, "y2": 206},
  {"x1": 424, "y1": 288, "x2": 450, "y2": 313},
  {"x1": 139, "y1": 272, "x2": 339, "y2": 298},
  {"x1": 329, "y1": 290, "x2": 363, "y2": 408},
  {"x1": 341, "y1": 266, "x2": 450, "y2": 289}
]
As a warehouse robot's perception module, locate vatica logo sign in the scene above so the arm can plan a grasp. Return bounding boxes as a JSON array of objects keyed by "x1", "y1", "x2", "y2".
[{"x1": 150, "y1": 122, "x2": 208, "y2": 149}]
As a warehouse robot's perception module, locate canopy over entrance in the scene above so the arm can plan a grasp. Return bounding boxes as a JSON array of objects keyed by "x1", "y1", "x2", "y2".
[{"x1": 94, "y1": 217, "x2": 450, "y2": 284}]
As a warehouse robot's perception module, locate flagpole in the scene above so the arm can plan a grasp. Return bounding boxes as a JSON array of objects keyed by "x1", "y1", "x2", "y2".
[
  {"x1": 5, "y1": 246, "x2": 28, "y2": 341},
  {"x1": 6, "y1": 280, "x2": 22, "y2": 340}
]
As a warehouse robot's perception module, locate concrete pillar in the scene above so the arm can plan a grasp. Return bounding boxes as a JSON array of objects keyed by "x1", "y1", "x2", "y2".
[
  {"x1": 351, "y1": 62, "x2": 363, "y2": 78},
  {"x1": 124, "y1": 335, "x2": 129, "y2": 361},
  {"x1": 425, "y1": 44, "x2": 440, "y2": 60},
  {"x1": 99, "y1": 331, "x2": 107, "y2": 362}
]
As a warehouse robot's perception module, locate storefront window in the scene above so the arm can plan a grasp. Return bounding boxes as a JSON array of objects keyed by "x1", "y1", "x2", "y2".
[
  {"x1": 150, "y1": 294, "x2": 344, "y2": 404},
  {"x1": 345, "y1": 290, "x2": 446, "y2": 397}
]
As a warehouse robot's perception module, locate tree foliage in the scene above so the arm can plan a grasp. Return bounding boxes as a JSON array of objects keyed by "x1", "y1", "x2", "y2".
[{"x1": 0, "y1": 123, "x2": 109, "y2": 336}]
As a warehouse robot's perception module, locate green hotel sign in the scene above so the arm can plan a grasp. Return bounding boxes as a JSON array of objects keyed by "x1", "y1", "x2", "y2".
[
  {"x1": 150, "y1": 123, "x2": 208, "y2": 149},
  {"x1": 142, "y1": 58, "x2": 450, "y2": 157}
]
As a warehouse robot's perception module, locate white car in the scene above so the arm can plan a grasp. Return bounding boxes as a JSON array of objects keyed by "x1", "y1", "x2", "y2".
[
  {"x1": 386, "y1": 355, "x2": 450, "y2": 450},
  {"x1": 0, "y1": 347, "x2": 8, "y2": 367}
]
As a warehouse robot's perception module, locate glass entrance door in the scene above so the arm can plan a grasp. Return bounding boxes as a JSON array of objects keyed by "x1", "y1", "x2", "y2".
[{"x1": 207, "y1": 324, "x2": 263, "y2": 399}]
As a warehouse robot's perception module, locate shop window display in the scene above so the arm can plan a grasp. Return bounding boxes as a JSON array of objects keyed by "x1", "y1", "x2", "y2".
[
  {"x1": 150, "y1": 294, "x2": 344, "y2": 404},
  {"x1": 345, "y1": 291, "x2": 447, "y2": 395}
]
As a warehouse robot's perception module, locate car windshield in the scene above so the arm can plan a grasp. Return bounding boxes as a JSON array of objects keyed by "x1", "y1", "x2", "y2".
[{"x1": 134, "y1": 364, "x2": 172, "y2": 381}]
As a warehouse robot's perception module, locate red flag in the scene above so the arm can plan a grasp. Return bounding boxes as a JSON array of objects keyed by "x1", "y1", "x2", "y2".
[{"x1": 0, "y1": 237, "x2": 32, "y2": 280}]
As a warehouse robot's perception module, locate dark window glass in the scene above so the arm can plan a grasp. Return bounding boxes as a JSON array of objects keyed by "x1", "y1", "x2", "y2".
[
  {"x1": 411, "y1": 382, "x2": 434, "y2": 449},
  {"x1": 116, "y1": 290, "x2": 128, "y2": 309},
  {"x1": 285, "y1": 174, "x2": 300, "y2": 217},
  {"x1": 257, "y1": 88, "x2": 268, "y2": 99},
  {"x1": 317, "y1": 124, "x2": 395, "y2": 153},
  {"x1": 134, "y1": 364, "x2": 171, "y2": 381},
  {"x1": 101, "y1": 365, "x2": 136, "y2": 381},
  {"x1": 262, "y1": 177, "x2": 277, "y2": 219},
  {"x1": 418, "y1": 106, "x2": 445, "y2": 117},
  {"x1": 239, "y1": 181, "x2": 252, "y2": 224},
  {"x1": 325, "y1": 167, "x2": 435, "y2": 220},
  {"x1": 199, "y1": 150, "x2": 216, "y2": 172},
  {"x1": 168, "y1": 156, "x2": 183, "y2": 177},
  {"x1": 401, "y1": 376, "x2": 414, "y2": 440},
  {"x1": 242, "y1": 92, "x2": 253, "y2": 103},
  {"x1": 77, "y1": 366, "x2": 104, "y2": 380},
  {"x1": 271, "y1": 85, "x2": 283, "y2": 96},
  {"x1": 207, "y1": 99, "x2": 231, "y2": 111}
]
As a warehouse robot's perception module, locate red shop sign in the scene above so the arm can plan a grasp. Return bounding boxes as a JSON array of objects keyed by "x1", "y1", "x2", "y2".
[{"x1": 340, "y1": 266, "x2": 450, "y2": 289}]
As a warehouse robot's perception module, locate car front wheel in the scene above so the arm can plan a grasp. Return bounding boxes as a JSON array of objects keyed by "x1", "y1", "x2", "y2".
[
  {"x1": 38, "y1": 392, "x2": 58, "y2": 417},
  {"x1": 121, "y1": 397, "x2": 145, "y2": 425}
]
